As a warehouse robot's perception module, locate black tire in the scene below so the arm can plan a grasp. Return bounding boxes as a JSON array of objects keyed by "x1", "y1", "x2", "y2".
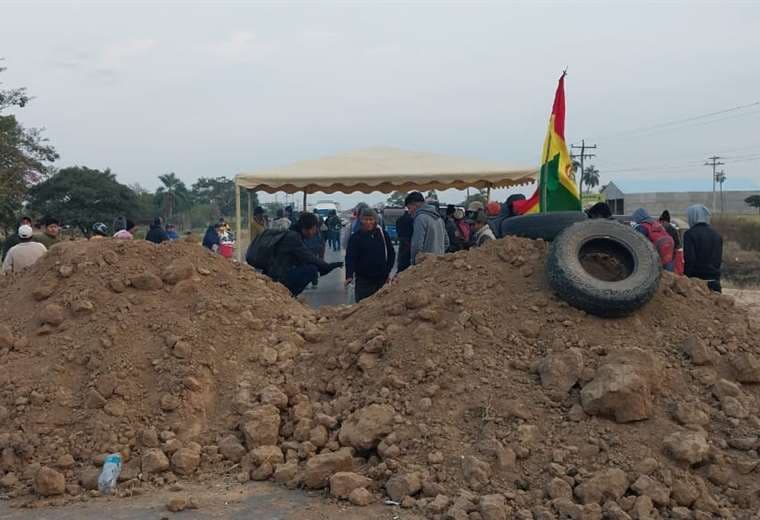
[
  {"x1": 546, "y1": 219, "x2": 661, "y2": 318},
  {"x1": 500, "y1": 211, "x2": 587, "y2": 242}
]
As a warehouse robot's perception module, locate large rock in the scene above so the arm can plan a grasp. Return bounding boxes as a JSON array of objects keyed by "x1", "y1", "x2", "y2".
[
  {"x1": 462, "y1": 456, "x2": 491, "y2": 491},
  {"x1": 537, "y1": 348, "x2": 584, "y2": 400},
  {"x1": 730, "y1": 352, "x2": 760, "y2": 383},
  {"x1": 259, "y1": 385, "x2": 289, "y2": 410},
  {"x1": 141, "y1": 448, "x2": 170, "y2": 474},
  {"x1": 386, "y1": 472, "x2": 422, "y2": 501},
  {"x1": 241, "y1": 404, "x2": 281, "y2": 448},
  {"x1": 130, "y1": 272, "x2": 164, "y2": 290},
  {"x1": 574, "y1": 468, "x2": 628, "y2": 505},
  {"x1": 580, "y1": 364, "x2": 652, "y2": 422},
  {"x1": 250, "y1": 445, "x2": 284, "y2": 466},
  {"x1": 330, "y1": 472, "x2": 373, "y2": 499},
  {"x1": 681, "y1": 336, "x2": 714, "y2": 366},
  {"x1": 338, "y1": 404, "x2": 395, "y2": 450},
  {"x1": 480, "y1": 494, "x2": 509, "y2": 520},
  {"x1": 218, "y1": 435, "x2": 246, "y2": 462},
  {"x1": 663, "y1": 431, "x2": 710, "y2": 465},
  {"x1": 171, "y1": 447, "x2": 201, "y2": 475},
  {"x1": 34, "y1": 466, "x2": 65, "y2": 496},
  {"x1": 302, "y1": 448, "x2": 353, "y2": 489},
  {"x1": 631, "y1": 475, "x2": 670, "y2": 506}
]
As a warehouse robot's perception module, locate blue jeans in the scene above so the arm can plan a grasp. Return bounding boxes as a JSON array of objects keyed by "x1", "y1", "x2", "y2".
[{"x1": 284, "y1": 264, "x2": 319, "y2": 296}]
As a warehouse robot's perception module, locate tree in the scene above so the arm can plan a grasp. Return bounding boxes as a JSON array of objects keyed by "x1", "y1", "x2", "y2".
[
  {"x1": 27, "y1": 167, "x2": 138, "y2": 234},
  {"x1": 155, "y1": 172, "x2": 190, "y2": 220},
  {"x1": 129, "y1": 183, "x2": 158, "y2": 223},
  {"x1": 745, "y1": 194, "x2": 760, "y2": 214},
  {"x1": 191, "y1": 176, "x2": 238, "y2": 218},
  {"x1": 0, "y1": 66, "x2": 58, "y2": 234},
  {"x1": 386, "y1": 191, "x2": 408, "y2": 207},
  {"x1": 582, "y1": 165, "x2": 600, "y2": 194}
]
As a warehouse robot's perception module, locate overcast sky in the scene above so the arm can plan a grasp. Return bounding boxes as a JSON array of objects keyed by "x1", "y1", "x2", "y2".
[{"x1": 2, "y1": 1, "x2": 759, "y2": 208}]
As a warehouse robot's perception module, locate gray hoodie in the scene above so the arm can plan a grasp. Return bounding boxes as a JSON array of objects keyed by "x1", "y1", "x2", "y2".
[
  {"x1": 411, "y1": 204, "x2": 449, "y2": 264},
  {"x1": 687, "y1": 205, "x2": 711, "y2": 228}
]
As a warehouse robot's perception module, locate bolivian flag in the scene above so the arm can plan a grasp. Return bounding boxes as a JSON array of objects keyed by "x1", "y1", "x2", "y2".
[{"x1": 513, "y1": 72, "x2": 581, "y2": 214}]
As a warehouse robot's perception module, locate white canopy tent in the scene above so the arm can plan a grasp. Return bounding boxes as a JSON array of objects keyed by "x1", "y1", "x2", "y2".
[{"x1": 233, "y1": 147, "x2": 538, "y2": 259}]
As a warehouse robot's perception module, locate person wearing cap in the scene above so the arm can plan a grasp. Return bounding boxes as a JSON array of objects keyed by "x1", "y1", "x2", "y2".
[
  {"x1": 36, "y1": 216, "x2": 61, "y2": 248},
  {"x1": 472, "y1": 210, "x2": 496, "y2": 247},
  {"x1": 2, "y1": 225, "x2": 47, "y2": 273},
  {"x1": 405, "y1": 191, "x2": 449, "y2": 264},
  {"x1": 91, "y1": 222, "x2": 109, "y2": 239},
  {"x1": 345, "y1": 207, "x2": 396, "y2": 302},
  {"x1": 114, "y1": 220, "x2": 137, "y2": 240},
  {"x1": 2, "y1": 216, "x2": 33, "y2": 261},
  {"x1": 453, "y1": 207, "x2": 471, "y2": 249}
]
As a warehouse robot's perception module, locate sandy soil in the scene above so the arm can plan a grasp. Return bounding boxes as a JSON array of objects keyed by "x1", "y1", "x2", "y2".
[{"x1": 725, "y1": 287, "x2": 760, "y2": 319}]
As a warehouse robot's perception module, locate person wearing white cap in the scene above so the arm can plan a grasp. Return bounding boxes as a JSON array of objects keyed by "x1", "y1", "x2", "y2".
[{"x1": 2, "y1": 225, "x2": 47, "y2": 273}]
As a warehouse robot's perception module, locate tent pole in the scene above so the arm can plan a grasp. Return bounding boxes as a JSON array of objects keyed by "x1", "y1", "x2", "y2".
[
  {"x1": 303, "y1": 191, "x2": 307, "y2": 212},
  {"x1": 235, "y1": 179, "x2": 242, "y2": 262},
  {"x1": 246, "y1": 190, "x2": 252, "y2": 243},
  {"x1": 486, "y1": 184, "x2": 491, "y2": 202}
]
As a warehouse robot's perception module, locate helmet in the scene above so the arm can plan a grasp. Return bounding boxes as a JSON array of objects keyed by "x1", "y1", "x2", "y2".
[{"x1": 92, "y1": 222, "x2": 108, "y2": 236}]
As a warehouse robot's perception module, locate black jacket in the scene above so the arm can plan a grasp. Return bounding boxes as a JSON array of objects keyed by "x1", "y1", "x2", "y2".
[
  {"x1": 146, "y1": 224, "x2": 169, "y2": 244},
  {"x1": 345, "y1": 227, "x2": 395, "y2": 282},
  {"x1": 267, "y1": 230, "x2": 330, "y2": 282},
  {"x1": 662, "y1": 222, "x2": 681, "y2": 249},
  {"x1": 684, "y1": 223, "x2": 722, "y2": 280}
]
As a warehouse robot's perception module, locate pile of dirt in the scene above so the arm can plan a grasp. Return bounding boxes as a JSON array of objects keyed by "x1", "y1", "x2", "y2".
[
  {"x1": 290, "y1": 237, "x2": 760, "y2": 519},
  {"x1": 0, "y1": 239, "x2": 316, "y2": 505},
  {"x1": 3, "y1": 236, "x2": 760, "y2": 520}
]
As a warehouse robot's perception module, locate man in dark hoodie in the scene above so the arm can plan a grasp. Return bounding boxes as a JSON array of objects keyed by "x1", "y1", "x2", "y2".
[
  {"x1": 406, "y1": 191, "x2": 449, "y2": 265},
  {"x1": 265, "y1": 212, "x2": 343, "y2": 296},
  {"x1": 345, "y1": 207, "x2": 395, "y2": 302},
  {"x1": 395, "y1": 209, "x2": 414, "y2": 273},
  {"x1": 443, "y1": 204, "x2": 459, "y2": 252},
  {"x1": 146, "y1": 217, "x2": 169, "y2": 244},
  {"x1": 684, "y1": 204, "x2": 722, "y2": 292}
]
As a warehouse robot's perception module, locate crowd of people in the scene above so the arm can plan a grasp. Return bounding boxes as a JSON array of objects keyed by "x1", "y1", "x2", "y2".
[{"x1": 1, "y1": 197, "x2": 726, "y2": 298}]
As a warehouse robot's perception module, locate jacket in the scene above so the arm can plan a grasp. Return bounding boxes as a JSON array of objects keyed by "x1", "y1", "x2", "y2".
[
  {"x1": 266, "y1": 230, "x2": 331, "y2": 282},
  {"x1": 410, "y1": 204, "x2": 449, "y2": 264},
  {"x1": 444, "y1": 217, "x2": 458, "y2": 252},
  {"x1": 345, "y1": 226, "x2": 395, "y2": 282},
  {"x1": 202, "y1": 226, "x2": 220, "y2": 250},
  {"x1": 2, "y1": 241, "x2": 47, "y2": 273},
  {"x1": 474, "y1": 226, "x2": 496, "y2": 247},
  {"x1": 146, "y1": 223, "x2": 168, "y2": 244},
  {"x1": 684, "y1": 224, "x2": 722, "y2": 280},
  {"x1": 396, "y1": 212, "x2": 413, "y2": 273}
]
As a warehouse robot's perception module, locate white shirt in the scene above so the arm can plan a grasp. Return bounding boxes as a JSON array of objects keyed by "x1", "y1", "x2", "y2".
[{"x1": 2, "y1": 241, "x2": 48, "y2": 273}]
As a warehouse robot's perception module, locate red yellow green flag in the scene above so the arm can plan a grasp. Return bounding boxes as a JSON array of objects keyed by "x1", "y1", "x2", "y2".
[{"x1": 514, "y1": 72, "x2": 581, "y2": 214}]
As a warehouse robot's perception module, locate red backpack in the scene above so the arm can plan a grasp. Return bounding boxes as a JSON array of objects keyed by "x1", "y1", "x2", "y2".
[{"x1": 639, "y1": 221, "x2": 675, "y2": 266}]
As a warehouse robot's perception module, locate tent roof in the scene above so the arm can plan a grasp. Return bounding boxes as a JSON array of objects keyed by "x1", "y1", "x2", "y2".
[{"x1": 235, "y1": 147, "x2": 537, "y2": 194}]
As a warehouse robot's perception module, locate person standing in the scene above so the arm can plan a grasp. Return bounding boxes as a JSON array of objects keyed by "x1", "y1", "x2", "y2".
[
  {"x1": 2, "y1": 216, "x2": 33, "y2": 261},
  {"x1": 325, "y1": 210, "x2": 343, "y2": 251},
  {"x1": 405, "y1": 192, "x2": 449, "y2": 265},
  {"x1": 250, "y1": 207, "x2": 268, "y2": 242},
  {"x1": 444, "y1": 205, "x2": 459, "y2": 252},
  {"x1": 345, "y1": 207, "x2": 395, "y2": 302},
  {"x1": 395, "y1": 209, "x2": 413, "y2": 273},
  {"x1": 36, "y1": 216, "x2": 61, "y2": 248},
  {"x1": 271, "y1": 209, "x2": 291, "y2": 231},
  {"x1": 146, "y1": 217, "x2": 169, "y2": 244},
  {"x1": 165, "y1": 224, "x2": 179, "y2": 240},
  {"x1": 202, "y1": 222, "x2": 223, "y2": 251},
  {"x1": 2, "y1": 225, "x2": 47, "y2": 273},
  {"x1": 684, "y1": 204, "x2": 723, "y2": 293}
]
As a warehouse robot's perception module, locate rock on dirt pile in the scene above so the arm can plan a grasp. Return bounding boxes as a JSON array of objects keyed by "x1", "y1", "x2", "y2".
[
  {"x1": 0, "y1": 239, "x2": 317, "y2": 505},
  {"x1": 289, "y1": 237, "x2": 760, "y2": 519}
]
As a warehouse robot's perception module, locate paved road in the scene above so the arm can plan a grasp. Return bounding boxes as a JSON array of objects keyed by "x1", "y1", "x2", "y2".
[
  {"x1": 0, "y1": 481, "x2": 421, "y2": 519},
  {"x1": 300, "y1": 247, "x2": 354, "y2": 308}
]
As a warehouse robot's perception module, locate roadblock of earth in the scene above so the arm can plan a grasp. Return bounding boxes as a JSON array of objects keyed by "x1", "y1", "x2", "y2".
[{"x1": 1, "y1": 237, "x2": 759, "y2": 520}]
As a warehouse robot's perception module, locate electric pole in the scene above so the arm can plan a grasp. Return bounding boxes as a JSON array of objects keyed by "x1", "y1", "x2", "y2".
[
  {"x1": 717, "y1": 169, "x2": 727, "y2": 213},
  {"x1": 704, "y1": 155, "x2": 724, "y2": 213},
  {"x1": 571, "y1": 139, "x2": 597, "y2": 196}
]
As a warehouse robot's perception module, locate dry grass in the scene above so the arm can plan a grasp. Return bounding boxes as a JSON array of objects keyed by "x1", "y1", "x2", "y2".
[{"x1": 713, "y1": 215, "x2": 760, "y2": 252}]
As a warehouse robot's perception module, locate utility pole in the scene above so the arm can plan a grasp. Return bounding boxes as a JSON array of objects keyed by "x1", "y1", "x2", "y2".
[
  {"x1": 717, "y1": 169, "x2": 727, "y2": 213},
  {"x1": 704, "y1": 155, "x2": 724, "y2": 213},
  {"x1": 571, "y1": 139, "x2": 597, "y2": 196}
]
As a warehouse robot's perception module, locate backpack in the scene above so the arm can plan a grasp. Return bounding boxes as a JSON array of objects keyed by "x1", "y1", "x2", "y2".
[
  {"x1": 639, "y1": 221, "x2": 675, "y2": 267},
  {"x1": 246, "y1": 229, "x2": 288, "y2": 271}
]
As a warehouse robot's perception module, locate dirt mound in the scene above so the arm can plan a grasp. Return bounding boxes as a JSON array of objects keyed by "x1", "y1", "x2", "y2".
[
  {"x1": 293, "y1": 237, "x2": 760, "y2": 519},
  {"x1": 0, "y1": 239, "x2": 314, "y2": 504}
]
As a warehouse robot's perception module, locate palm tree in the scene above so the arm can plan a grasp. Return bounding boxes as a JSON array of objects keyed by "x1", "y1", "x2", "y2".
[
  {"x1": 582, "y1": 165, "x2": 600, "y2": 194},
  {"x1": 155, "y1": 172, "x2": 189, "y2": 219}
]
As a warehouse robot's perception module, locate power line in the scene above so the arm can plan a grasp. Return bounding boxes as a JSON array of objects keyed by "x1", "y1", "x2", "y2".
[
  {"x1": 589, "y1": 100, "x2": 760, "y2": 141},
  {"x1": 705, "y1": 155, "x2": 725, "y2": 214}
]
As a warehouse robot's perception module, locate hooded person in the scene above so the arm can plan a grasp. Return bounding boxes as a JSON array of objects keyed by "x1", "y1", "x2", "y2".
[
  {"x1": 472, "y1": 210, "x2": 496, "y2": 247},
  {"x1": 2, "y1": 224, "x2": 47, "y2": 273},
  {"x1": 113, "y1": 219, "x2": 137, "y2": 240},
  {"x1": 632, "y1": 208, "x2": 675, "y2": 271},
  {"x1": 406, "y1": 191, "x2": 449, "y2": 264},
  {"x1": 145, "y1": 217, "x2": 169, "y2": 244},
  {"x1": 684, "y1": 205, "x2": 722, "y2": 292},
  {"x1": 202, "y1": 222, "x2": 223, "y2": 251},
  {"x1": 345, "y1": 207, "x2": 396, "y2": 302}
]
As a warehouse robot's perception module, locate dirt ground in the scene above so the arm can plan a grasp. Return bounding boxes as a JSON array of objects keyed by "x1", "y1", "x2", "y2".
[
  {"x1": 0, "y1": 481, "x2": 423, "y2": 520},
  {"x1": 725, "y1": 287, "x2": 760, "y2": 319}
]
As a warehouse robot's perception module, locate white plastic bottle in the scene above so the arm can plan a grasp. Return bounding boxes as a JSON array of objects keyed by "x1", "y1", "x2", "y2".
[{"x1": 97, "y1": 453, "x2": 122, "y2": 495}]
